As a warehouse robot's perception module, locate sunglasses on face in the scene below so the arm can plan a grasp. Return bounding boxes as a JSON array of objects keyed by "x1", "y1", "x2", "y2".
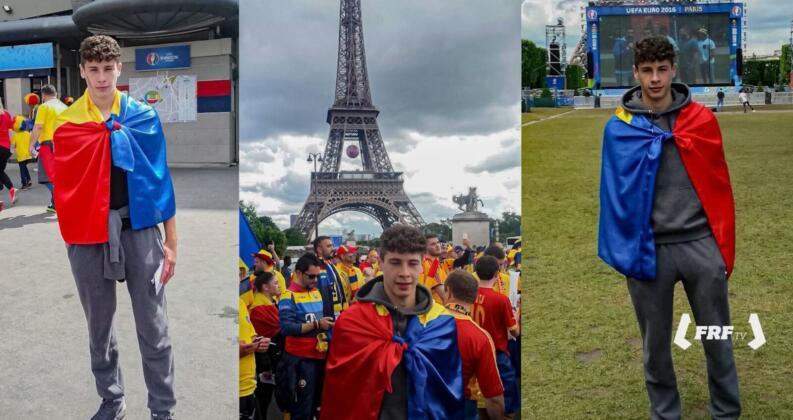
[{"x1": 305, "y1": 274, "x2": 319, "y2": 280}]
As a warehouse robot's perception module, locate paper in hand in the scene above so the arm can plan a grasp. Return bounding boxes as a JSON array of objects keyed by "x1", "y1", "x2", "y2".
[{"x1": 152, "y1": 258, "x2": 164, "y2": 294}]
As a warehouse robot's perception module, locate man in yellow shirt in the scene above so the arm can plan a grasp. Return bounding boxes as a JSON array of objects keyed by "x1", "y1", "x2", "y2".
[
  {"x1": 483, "y1": 245, "x2": 511, "y2": 297},
  {"x1": 239, "y1": 298, "x2": 271, "y2": 420},
  {"x1": 250, "y1": 249, "x2": 287, "y2": 302},
  {"x1": 420, "y1": 233, "x2": 448, "y2": 304},
  {"x1": 335, "y1": 244, "x2": 364, "y2": 300},
  {"x1": 29, "y1": 84, "x2": 67, "y2": 212}
]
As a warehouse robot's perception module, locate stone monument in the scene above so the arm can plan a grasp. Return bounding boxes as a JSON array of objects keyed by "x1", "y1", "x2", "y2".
[{"x1": 451, "y1": 187, "x2": 491, "y2": 247}]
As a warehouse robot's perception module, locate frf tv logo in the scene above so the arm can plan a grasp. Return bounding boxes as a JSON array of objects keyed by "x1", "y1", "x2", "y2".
[
  {"x1": 674, "y1": 313, "x2": 766, "y2": 350},
  {"x1": 146, "y1": 52, "x2": 159, "y2": 66},
  {"x1": 587, "y1": 9, "x2": 597, "y2": 20}
]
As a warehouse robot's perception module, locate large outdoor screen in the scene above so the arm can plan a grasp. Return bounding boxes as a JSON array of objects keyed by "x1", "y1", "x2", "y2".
[{"x1": 598, "y1": 13, "x2": 731, "y2": 87}]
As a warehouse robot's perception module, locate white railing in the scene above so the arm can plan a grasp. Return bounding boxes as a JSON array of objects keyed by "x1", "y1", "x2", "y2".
[
  {"x1": 772, "y1": 92, "x2": 793, "y2": 104},
  {"x1": 573, "y1": 92, "x2": 793, "y2": 109}
]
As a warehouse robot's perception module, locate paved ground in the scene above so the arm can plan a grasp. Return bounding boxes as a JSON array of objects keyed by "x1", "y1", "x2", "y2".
[{"x1": 0, "y1": 165, "x2": 239, "y2": 419}]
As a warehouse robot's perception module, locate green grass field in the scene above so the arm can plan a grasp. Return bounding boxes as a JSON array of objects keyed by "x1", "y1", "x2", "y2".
[
  {"x1": 521, "y1": 107, "x2": 574, "y2": 124},
  {"x1": 520, "y1": 105, "x2": 793, "y2": 418}
]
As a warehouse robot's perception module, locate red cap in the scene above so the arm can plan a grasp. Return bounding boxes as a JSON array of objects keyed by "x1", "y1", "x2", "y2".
[
  {"x1": 251, "y1": 249, "x2": 274, "y2": 265},
  {"x1": 336, "y1": 245, "x2": 359, "y2": 257}
]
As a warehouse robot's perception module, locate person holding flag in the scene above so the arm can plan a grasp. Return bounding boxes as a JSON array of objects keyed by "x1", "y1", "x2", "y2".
[
  {"x1": 598, "y1": 36, "x2": 740, "y2": 419},
  {"x1": 321, "y1": 224, "x2": 465, "y2": 419},
  {"x1": 52, "y1": 35, "x2": 177, "y2": 420}
]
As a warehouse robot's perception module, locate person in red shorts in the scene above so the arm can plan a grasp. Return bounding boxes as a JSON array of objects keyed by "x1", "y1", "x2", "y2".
[
  {"x1": 444, "y1": 270, "x2": 506, "y2": 420},
  {"x1": 473, "y1": 255, "x2": 520, "y2": 418}
]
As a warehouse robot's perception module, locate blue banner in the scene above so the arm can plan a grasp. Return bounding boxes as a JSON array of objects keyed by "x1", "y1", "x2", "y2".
[
  {"x1": 135, "y1": 45, "x2": 191, "y2": 71},
  {"x1": 545, "y1": 75, "x2": 566, "y2": 90},
  {"x1": 587, "y1": 3, "x2": 740, "y2": 20},
  {"x1": 239, "y1": 208, "x2": 261, "y2": 272},
  {"x1": 0, "y1": 43, "x2": 53, "y2": 72}
]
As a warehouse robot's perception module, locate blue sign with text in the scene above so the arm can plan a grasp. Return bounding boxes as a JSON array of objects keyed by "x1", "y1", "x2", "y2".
[
  {"x1": 0, "y1": 43, "x2": 54, "y2": 72},
  {"x1": 545, "y1": 75, "x2": 566, "y2": 90},
  {"x1": 135, "y1": 45, "x2": 191, "y2": 71}
]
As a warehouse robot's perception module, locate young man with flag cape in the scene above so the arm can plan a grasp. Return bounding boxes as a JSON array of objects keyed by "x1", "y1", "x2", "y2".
[
  {"x1": 52, "y1": 35, "x2": 177, "y2": 420},
  {"x1": 321, "y1": 224, "x2": 465, "y2": 419},
  {"x1": 598, "y1": 36, "x2": 740, "y2": 419}
]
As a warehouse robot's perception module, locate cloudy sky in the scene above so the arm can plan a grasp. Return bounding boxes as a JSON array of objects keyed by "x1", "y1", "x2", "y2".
[
  {"x1": 522, "y1": 0, "x2": 789, "y2": 56},
  {"x1": 239, "y1": 0, "x2": 521, "y2": 236}
]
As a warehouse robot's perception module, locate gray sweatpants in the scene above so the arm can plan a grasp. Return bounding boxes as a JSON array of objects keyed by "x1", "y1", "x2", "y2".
[
  {"x1": 627, "y1": 235, "x2": 740, "y2": 420},
  {"x1": 66, "y1": 209, "x2": 175, "y2": 413}
]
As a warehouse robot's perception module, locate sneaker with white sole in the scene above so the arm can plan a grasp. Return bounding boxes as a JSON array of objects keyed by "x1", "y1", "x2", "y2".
[
  {"x1": 9, "y1": 187, "x2": 17, "y2": 205},
  {"x1": 91, "y1": 398, "x2": 126, "y2": 420}
]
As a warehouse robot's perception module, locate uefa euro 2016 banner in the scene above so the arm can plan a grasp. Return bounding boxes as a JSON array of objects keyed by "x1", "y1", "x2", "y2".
[
  {"x1": 586, "y1": 2, "x2": 743, "y2": 89},
  {"x1": 586, "y1": 3, "x2": 743, "y2": 20}
]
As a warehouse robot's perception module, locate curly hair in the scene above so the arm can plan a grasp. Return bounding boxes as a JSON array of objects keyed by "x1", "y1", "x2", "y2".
[
  {"x1": 633, "y1": 36, "x2": 676, "y2": 67},
  {"x1": 380, "y1": 224, "x2": 426, "y2": 257},
  {"x1": 79, "y1": 35, "x2": 121, "y2": 63}
]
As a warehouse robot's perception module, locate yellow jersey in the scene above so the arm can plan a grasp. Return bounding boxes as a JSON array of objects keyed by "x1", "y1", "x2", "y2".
[
  {"x1": 239, "y1": 299, "x2": 257, "y2": 397},
  {"x1": 35, "y1": 99, "x2": 69, "y2": 142}
]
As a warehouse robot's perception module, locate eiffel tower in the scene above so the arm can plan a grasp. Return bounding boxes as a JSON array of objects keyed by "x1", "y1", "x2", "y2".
[{"x1": 293, "y1": 0, "x2": 425, "y2": 240}]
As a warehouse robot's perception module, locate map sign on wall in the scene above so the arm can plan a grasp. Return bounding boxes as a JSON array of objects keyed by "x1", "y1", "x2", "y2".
[{"x1": 128, "y1": 75, "x2": 197, "y2": 123}]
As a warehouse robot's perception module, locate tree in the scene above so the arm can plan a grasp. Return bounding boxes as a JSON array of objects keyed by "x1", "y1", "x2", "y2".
[
  {"x1": 240, "y1": 200, "x2": 287, "y2": 256},
  {"x1": 424, "y1": 222, "x2": 452, "y2": 242},
  {"x1": 565, "y1": 64, "x2": 585, "y2": 90},
  {"x1": 743, "y1": 58, "x2": 780, "y2": 87},
  {"x1": 283, "y1": 228, "x2": 307, "y2": 247},
  {"x1": 779, "y1": 44, "x2": 792, "y2": 86},
  {"x1": 522, "y1": 39, "x2": 548, "y2": 89},
  {"x1": 495, "y1": 211, "x2": 521, "y2": 243}
]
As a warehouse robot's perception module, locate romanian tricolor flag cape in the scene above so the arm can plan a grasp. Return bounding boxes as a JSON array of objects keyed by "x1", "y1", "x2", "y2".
[
  {"x1": 321, "y1": 300, "x2": 464, "y2": 419},
  {"x1": 53, "y1": 92, "x2": 175, "y2": 244},
  {"x1": 249, "y1": 293, "x2": 280, "y2": 339},
  {"x1": 598, "y1": 101, "x2": 735, "y2": 280}
]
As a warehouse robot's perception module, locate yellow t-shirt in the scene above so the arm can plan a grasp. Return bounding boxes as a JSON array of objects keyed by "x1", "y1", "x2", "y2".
[
  {"x1": 336, "y1": 262, "x2": 364, "y2": 300},
  {"x1": 11, "y1": 116, "x2": 31, "y2": 161},
  {"x1": 239, "y1": 298, "x2": 257, "y2": 397},
  {"x1": 34, "y1": 99, "x2": 68, "y2": 142},
  {"x1": 495, "y1": 271, "x2": 511, "y2": 297},
  {"x1": 420, "y1": 256, "x2": 448, "y2": 304}
]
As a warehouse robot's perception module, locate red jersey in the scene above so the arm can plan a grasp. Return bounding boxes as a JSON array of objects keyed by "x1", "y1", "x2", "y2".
[
  {"x1": 473, "y1": 287, "x2": 517, "y2": 354},
  {"x1": 449, "y1": 310, "x2": 504, "y2": 400}
]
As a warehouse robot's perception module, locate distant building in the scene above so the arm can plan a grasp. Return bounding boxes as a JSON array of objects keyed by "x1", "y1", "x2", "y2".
[{"x1": 0, "y1": 0, "x2": 239, "y2": 164}]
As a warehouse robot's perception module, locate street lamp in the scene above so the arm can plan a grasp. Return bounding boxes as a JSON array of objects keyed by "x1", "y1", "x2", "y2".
[{"x1": 307, "y1": 153, "x2": 323, "y2": 240}]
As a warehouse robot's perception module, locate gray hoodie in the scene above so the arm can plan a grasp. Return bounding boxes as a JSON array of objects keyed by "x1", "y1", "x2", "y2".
[
  {"x1": 621, "y1": 83, "x2": 712, "y2": 243},
  {"x1": 355, "y1": 277, "x2": 434, "y2": 420}
]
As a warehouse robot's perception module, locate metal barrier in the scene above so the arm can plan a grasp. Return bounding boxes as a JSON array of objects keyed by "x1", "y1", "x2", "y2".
[{"x1": 772, "y1": 92, "x2": 793, "y2": 104}]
